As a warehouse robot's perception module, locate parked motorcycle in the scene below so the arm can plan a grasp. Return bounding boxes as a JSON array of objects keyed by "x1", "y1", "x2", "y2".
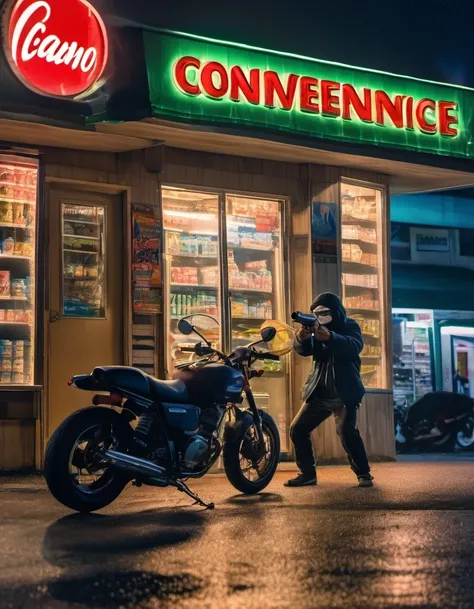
[
  {"x1": 394, "y1": 391, "x2": 474, "y2": 452},
  {"x1": 44, "y1": 315, "x2": 294, "y2": 513}
]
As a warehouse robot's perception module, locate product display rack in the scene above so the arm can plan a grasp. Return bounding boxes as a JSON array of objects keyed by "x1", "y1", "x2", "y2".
[
  {"x1": 393, "y1": 321, "x2": 433, "y2": 408},
  {"x1": 340, "y1": 183, "x2": 387, "y2": 389},
  {"x1": 0, "y1": 156, "x2": 38, "y2": 386}
]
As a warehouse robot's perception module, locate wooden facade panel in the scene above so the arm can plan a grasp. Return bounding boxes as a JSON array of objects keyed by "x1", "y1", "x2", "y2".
[
  {"x1": 313, "y1": 393, "x2": 396, "y2": 463},
  {"x1": 0, "y1": 420, "x2": 35, "y2": 471}
]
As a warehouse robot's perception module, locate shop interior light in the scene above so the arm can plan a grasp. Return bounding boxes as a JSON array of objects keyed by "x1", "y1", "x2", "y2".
[
  {"x1": 163, "y1": 210, "x2": 216, "y2": 220},
  {"x1": 441, "y1": 326, "x2": 474, "y2": 336}
]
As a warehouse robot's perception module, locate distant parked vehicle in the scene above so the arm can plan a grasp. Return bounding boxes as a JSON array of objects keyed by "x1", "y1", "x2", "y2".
[{"x1": 395, "y1": 392, "x2": 474, "y2": 453}]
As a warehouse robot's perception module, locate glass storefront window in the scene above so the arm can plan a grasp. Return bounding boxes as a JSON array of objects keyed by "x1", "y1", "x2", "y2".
[
  {"x1": 340, "y1": 181, "x2": 388, "y2": 389},
  {"x1": 0, "y1": 155, "x2": 38, "y2": 385},
  {"x1": 62, "y1": 203, "x2": 106, "y2": 318}
]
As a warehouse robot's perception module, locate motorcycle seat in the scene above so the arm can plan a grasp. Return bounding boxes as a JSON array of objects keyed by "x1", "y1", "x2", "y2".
[{"x1": 92, "y1": 366, "x2": 189, "y2": 403}]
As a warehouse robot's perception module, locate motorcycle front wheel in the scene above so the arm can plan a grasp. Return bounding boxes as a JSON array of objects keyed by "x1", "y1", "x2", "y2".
[
  {"x1": 44, "y1": 407, "x2": 131, "y2": 513},
  {"x1": 223, "y1": 410, "x2": 280, "y2": 494},
  {"x1": 456, "y1": 415, "x2": 474, "y2": 451}
]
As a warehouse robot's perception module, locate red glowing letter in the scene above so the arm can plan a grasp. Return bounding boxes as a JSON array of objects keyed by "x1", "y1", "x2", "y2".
[
  {"x1": 375, "y1": 91, "x2": 404, "y2": 128},
  {"x1": 300, "y1": 77, "x2": 319, "y2": 113},
  {"x1": 264, "y1": 71, "x2": 299, "y2": 110},
  {"x1": 342, "y1": 85, "x2": 372, "y2": 122},
  {"x1": 201, "y1": 61, "x2": 229, "y2": 99},
  {"x1": 174, "y1": 56, "x2": 201, "y2": 96},
  {"x1": 321, "y1": 80, "x2": 341, "y2": 116},
  {"x1": 230, "y1": 67, "x2": 260, "y2": 104},
  {"x1": 416, "y1": 98, "x2": 437, "y2": 134},
  {"x1": 404, "y1": 96, "x2": 414, "y2": 129},
  {"x1": 439, "y1": 101, "x2": 458, "y2": 137}
]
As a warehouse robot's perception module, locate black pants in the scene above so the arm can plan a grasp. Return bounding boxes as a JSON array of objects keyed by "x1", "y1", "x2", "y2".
[{"x1": 290, "y1": 397, "x2": 370, "y2": 477}]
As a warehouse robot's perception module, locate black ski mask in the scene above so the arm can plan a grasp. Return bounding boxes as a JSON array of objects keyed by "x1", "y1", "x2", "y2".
[{"x1": 310, "y1": 293, "x2": 347, "y2": 333}]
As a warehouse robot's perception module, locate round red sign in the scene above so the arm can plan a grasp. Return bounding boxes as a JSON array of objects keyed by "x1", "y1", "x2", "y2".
[{"x1": 5, "y1": 0, "x2": 108, "y2": 98}]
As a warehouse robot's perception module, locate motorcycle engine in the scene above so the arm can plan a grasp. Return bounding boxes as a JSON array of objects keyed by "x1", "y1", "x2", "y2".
[
  {"x1": 183, "y1": 435, "x2": 210, "y2": 468},
  {"x1": 182, "y1": 407, "x2": 222, "y2": 470}
]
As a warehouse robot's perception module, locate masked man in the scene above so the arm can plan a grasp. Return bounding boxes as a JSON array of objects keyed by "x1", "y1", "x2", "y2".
[{"x1": 285, "y1": 292, "x2": 374, "y2": 488}]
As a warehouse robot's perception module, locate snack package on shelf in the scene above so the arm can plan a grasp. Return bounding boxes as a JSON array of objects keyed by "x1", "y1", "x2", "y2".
[
  {"x1": 359, "y1": 227, "x2": 377, "y2": 244},
  {"x1": 361, "y1": 365, "x2": 377, "y2": 376},
  {"x1": 361, "y1": 345, "x2": 382, "y2": 357},
  {"x1": 229, "y1": 270, "x2": 272, "y2": 292},
  {"x1": 199, "y1": 266, "x2": 219, "y2": 287},
  {"x1": 342, "y1": 197, "x2": 377, "y2": 222},
  {"x1": 342, "y1": 225, "x2": 360, "y2": 240},
  {"x1": 0, "y1": 271, "x2": 10, "y2": 296},
  {"x1": 167, "y1": 232, "x2": 180, "y2": 255},
  {"x1": 360, "y1": 252, "x2": 378, "y2": 267},
  {"x1": 345, "y1": 292, "x2": 379, "y2": 310},
  {"x1": 244, "y1": 260, "x2": 267, "y2": 271},
  {"x1": 231, "y1": 297, "x2": 249, "y2": 317},
  {"x1": 171, "y1": 267, "x2": 198, "y2": 285},
  {"x1": 343, "y1": 273, "x2": 378, "y2": 289},
  {"x1": 11, "y1": 278, "x2": 26, "y2": 298},
  {"x1": 353, "y1": 315, "x2": 381, "y2": 338},
  {"x1": 231, "y1": 297, "x2": 272, "y2": 319}
]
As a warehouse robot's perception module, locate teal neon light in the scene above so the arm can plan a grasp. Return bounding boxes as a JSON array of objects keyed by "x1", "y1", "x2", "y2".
[{"x1": 143, "y1": 29, "x2": 474, "y2": 159}]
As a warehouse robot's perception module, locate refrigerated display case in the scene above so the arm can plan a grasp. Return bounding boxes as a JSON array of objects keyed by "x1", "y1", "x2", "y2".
[
  {"x1": 162, "y1": 187, "x2": 289, "y2": 452},
  {"x1": 0, "y1": 155, "x2": 38, "y2": 385},
  {"x1": 393, "y1": 312, "x2": 434, "y2": 408},
  {"x1": 226, "y1": 195, "x2": 289, "y2": 450},
  {"x1": 340, "y1": 182, "x2": 388, "y2": 389},
  {"x1": 162, "y1": 188, "x2": 222, "y2": 374}
]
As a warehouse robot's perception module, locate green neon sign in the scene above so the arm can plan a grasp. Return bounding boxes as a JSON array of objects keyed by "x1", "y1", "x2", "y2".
[{"x1": 143, "y1": 30, "x2": 474, "y2": 159}]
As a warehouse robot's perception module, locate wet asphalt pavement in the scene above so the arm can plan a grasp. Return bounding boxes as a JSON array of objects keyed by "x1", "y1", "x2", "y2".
[{"x1": 2, "y1": 458, "x2": 474, "y2": 609}]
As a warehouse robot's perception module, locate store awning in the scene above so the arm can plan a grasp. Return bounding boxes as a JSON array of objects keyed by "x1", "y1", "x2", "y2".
[
  {"x1": 93, "y1": 27, "x2": 474, "y2": 194},
  {"x1": 392, "y1": 264, "x2": 474, "y2": 310}
]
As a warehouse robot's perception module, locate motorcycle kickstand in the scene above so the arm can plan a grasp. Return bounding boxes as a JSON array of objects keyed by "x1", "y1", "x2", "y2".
[{"x1": 173, "y1": 479, "x2": 215, "y2": 510}]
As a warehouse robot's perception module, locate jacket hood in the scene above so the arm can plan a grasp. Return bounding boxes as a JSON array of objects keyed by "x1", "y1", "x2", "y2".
[{"x1": 311, "y1": 292, "x2": 347, "y2": 331}]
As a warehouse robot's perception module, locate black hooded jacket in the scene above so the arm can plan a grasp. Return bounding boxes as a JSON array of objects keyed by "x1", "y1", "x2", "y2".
[{"x1": 294, "y1": 293, "x2": 365, "y2": 407}]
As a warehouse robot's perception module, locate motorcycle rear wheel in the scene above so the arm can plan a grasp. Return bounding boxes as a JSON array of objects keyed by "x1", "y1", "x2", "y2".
[
  {"x1": 223, "y1": 410, "x2": 280, "y2": 494},
  {"x1": 44, "y1": 407, "x2": 131, "y2": 513}
]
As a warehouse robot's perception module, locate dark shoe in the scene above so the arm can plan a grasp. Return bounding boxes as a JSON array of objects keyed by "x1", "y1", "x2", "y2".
[
  {"x1": 358, "y1": 474, "x2": 374, "y2": 487},
  {"x1": 284, "y1": 473, "x2": 317, "y2": 487}
]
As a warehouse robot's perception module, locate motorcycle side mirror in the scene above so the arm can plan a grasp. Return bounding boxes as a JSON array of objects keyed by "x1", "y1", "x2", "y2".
[
  {"x1": 261, "y1": 326, "x2": 277, "y2": 343},
  {"x1": 178, "y1": 319, "x2": 194, "y2": 336}
]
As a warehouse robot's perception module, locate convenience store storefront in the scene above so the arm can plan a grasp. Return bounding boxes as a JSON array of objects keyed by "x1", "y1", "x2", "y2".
[{"x1": 2, "y1": 4, "x2": 474, "y2": 470}]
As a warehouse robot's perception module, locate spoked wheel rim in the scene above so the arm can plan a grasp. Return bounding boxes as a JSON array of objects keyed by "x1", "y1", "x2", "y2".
[
  {"x1": 238, "y1": 423, "x2": 277, "y2": 483},
  {"x1": 457, "y1": 418, "x2": 474, "y2": 449},
  {"x1": 68, "y1": 424, "x2": 118, "y2": 494}
]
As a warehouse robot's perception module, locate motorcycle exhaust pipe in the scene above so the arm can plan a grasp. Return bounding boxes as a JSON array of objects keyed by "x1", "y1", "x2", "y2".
[{"x1": 103, "y1": 450, "x2": 170, "y2": 487}]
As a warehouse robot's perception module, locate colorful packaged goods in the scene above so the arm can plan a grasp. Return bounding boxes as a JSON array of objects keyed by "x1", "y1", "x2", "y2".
[
  {"x1": 11, "y1": 279, "x2": 27, "y2": 298},
  {"x1": 0, "y1": 271, "x2": 10, "y2": 296},
  {"x1": 199, "y1": 266, "x2": 219, "y2": 287},
  {"x1": 2, "y1": 237, "x2": 14, "y2": 255}
]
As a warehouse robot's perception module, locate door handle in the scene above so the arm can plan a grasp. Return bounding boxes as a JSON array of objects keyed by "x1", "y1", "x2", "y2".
[{"x1": 49, "y1": 310, "x2": 60, "y2": 323}]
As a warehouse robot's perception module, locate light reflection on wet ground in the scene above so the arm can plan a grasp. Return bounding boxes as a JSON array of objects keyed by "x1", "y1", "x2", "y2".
[{"x1": 1, "y1": 461, "x2": 474, "y2": 608}]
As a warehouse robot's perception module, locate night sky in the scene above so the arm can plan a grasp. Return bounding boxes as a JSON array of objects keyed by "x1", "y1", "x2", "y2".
[{"x1": 109, "y1": 0, "x2": 474, "y2": 87}]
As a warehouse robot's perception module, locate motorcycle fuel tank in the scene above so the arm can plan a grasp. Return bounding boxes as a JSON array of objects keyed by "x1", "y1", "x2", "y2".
[{"x1": 177, "y1": 364, "x2": 245, "y2": 404}]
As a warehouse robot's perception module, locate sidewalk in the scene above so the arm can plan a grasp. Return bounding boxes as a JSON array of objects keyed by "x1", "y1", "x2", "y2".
[{"x1": 2, "y1": 453, "x2": 472, "y2": 489}]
